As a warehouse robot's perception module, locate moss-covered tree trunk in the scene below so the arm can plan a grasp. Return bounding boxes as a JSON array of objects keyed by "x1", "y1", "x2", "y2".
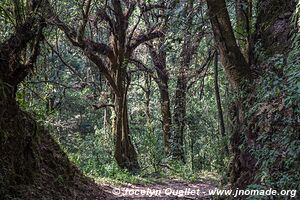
[
  {"x1": 159, "y1": 81, "x2": 172, "y2": 154},
  {"x1": 214, "y1": 53, "x2": 229, "y2": 155},
  {"x1": 173, "y1": 71, "x2": 187, "y2": 163}
]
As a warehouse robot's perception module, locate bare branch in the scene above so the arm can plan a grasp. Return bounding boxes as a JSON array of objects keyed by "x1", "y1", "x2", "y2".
[
  {"x1": 125, "y1": 2, "x2": 136, "y2": 20},
  {"x1": 95, "y1": 7, "x2": 115, "y2": 31},
  {"x1": 129, "y1": 58, "x2": 154, "y2": 74},
  {"x1": 44, "y1": 0, "x2": 119, "y2": 95},
  {"x1": 127, "y1": 11, "x2": 143, "y2": 45},
  {"x1": 47, "y1": 1, "x2": 113, "y2": 60},
  {"x1": 187, "y1": 51, "x2": 216, "y2": 89},
  {"x1": 112, "y1": 0, "x2": 124, "y2": 24},
  {"x1": 140, "y1": 3, "x2": 167, "y2": 13}
]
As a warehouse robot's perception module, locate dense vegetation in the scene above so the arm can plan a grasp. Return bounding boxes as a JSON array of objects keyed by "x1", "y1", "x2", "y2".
[{"x1": 0, "y1": 0, "x2": 299, "y2": 199}]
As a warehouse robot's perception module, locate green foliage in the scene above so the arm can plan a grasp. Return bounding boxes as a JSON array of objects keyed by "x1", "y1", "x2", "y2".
[
  {"x1": 16, "y1": 40, "x2": 228, "y2": 186},
  {"x1": 186, "y1": 73, "x2": 230, "y2": 174},
  {"x1": 241, "y1": 49, "x2": 300, "y2": 192},
  {"x1": 5, "y1": 0, "x2": 298, "y2": 195},
  {"x1": 237, "y1": 7, "x2": 300, "y2": 190}
]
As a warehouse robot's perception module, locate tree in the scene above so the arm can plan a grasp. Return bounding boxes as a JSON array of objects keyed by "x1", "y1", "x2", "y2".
[
  {"x1": 138, "y1": 1, "x2": 211, "y2": 161},
  {"x1": 207, "y1": 0, "x2": 251, "y2": 89},
  {"x1": 207, "y1": 0, "x2": 297, "y2": 188},
  {"x1": 142, "y1": 1, "x2": 173, "y2": 155},
  {"x1": 172, "y1": 0, "x2": 206, "y2": 162},
  {"x1": 0, "y1": 0, "x2": 44, "y2": 194},
  {"x1": 206, "y1": 0, "x2": 253, "y2": 187},
  {"x1": 46, "y1": 0, "x2": 164, "y2": 171},
  {"x1": 214, "y1": 52, "x2": 229, "y2": 155}
]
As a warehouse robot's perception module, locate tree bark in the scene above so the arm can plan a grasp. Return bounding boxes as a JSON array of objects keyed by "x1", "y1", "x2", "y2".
[
  {"x1": 255, "y1": 0, "x2": 295, "y2": 57},
  {"x1": 144, "y1": 74, "x2": 152, "y2": 129},
  {"x1": 159, "y1": 81, "x2": 172, "y2": 154},
  {"x1": 111, "y1": 23, "x2": 140, "y2": 170},
  {"x1": 207, "y1": 0, "x2": 253, "y2": 188}
]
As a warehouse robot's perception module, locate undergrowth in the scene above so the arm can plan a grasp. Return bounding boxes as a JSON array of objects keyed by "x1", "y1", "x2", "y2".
[{"x1": 241, "y1": 18, "x2": 300, "y2": 198}]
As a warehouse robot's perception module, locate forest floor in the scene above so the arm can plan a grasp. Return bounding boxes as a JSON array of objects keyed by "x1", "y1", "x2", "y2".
[{"x1": 100, "y1": 179, "x2": 216, "y2": 199}]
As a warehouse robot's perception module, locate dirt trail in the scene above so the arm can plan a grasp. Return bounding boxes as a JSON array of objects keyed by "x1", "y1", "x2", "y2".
[{"x1": 102, "y1": 180, "x2": 216, "y2": 200}]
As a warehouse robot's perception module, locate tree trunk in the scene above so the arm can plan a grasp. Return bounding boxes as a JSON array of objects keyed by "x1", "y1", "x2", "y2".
[
  {"x1": 158, "y1": 81, "x2": 172, "y2": 154},
  {"x1": 214, "y1": 53, "x2": 229, "y2": 155},
  {"x1": 113, "y1": 67, "x2": 139, "y2": 171},
  {"x1": 255, "y1": 0, "x2": 295, "y2": 57},
  {"x1": 172, "y1": 70, "x2": 187, "y2": 163},
  {"x1": 207, "y1": 0, "x2": 252, "y2": 89},
  {"x1": 207, "y1": 0, "x2": 253, "y2": 188},
  {"x1": 148, "y1": 43, "x2": 172, "y2": 155},
  {"x1": 144, "y1": 74, "x2": 152, "y2": 130},
  {"x1": 171, "y1": 1, "x2": 195, "y2": 163}
]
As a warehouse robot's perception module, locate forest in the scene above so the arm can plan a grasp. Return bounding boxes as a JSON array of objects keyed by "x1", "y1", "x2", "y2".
[{"x1": 0, "y1": 0, "x2": 299, "y2": 199}]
